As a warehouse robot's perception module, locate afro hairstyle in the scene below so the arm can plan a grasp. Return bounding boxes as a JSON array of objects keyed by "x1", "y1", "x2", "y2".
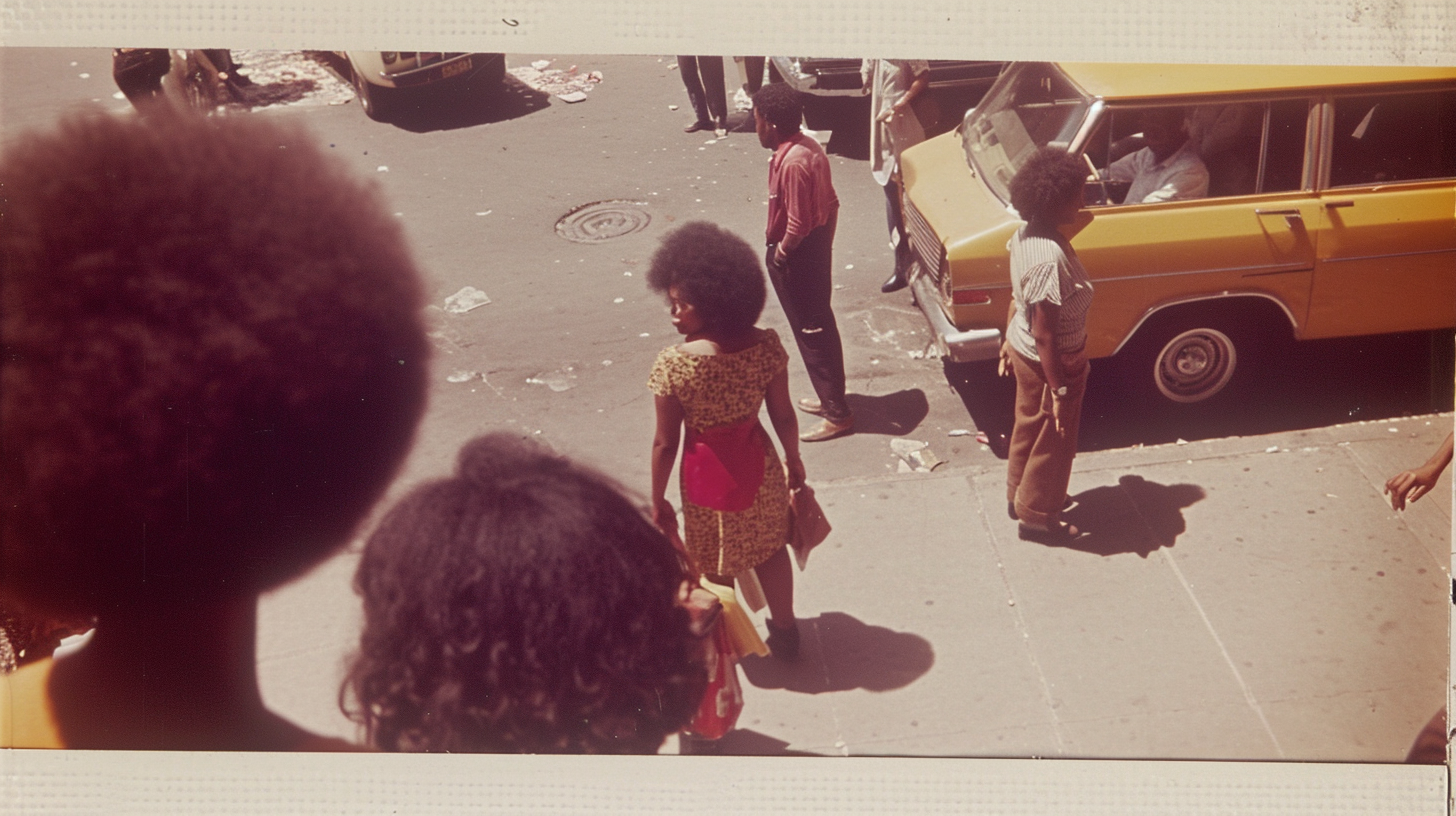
[
  {"x1": 645, "y1": 221, "x2": 766, "y2": 335},
  {"x1": 343, "y1": 433, "x2": 705, "y2": 754},
  {"x1": 751, "y1": 82, "x2": 805, "y2": 136},
  {"x1": 0, "y1": 108, "x2": 431, "y2": 616},
  {"x1": 1008, "y1": 146, "x2": 1089, "y2": 224}
]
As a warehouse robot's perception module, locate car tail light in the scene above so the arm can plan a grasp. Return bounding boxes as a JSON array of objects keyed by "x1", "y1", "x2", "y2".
[{"x1": 951, "y1": 289, "x2": 993, "y2": 305}]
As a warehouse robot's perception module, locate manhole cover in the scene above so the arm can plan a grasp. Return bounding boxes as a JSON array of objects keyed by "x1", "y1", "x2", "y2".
[{"x1": 554, "y1": 200, "x2": 651, "y2": 243}]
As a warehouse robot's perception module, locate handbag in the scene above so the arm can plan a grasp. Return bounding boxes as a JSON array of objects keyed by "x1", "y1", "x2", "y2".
[
  {"x1": 684, "y1": 619, "x2": 744, "y2": 740},
  {"x1": 788, "y1": 484, "x2": 831, "y2": 571}
]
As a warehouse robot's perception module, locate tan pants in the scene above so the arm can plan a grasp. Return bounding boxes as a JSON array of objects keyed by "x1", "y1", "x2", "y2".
[{"x1": 1006, "y1": 350, "x2": 1088, "y2": 528}]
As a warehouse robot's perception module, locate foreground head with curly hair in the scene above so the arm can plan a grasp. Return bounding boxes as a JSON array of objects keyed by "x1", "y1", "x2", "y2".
[
  {"x1": 0, "y1": 107, "x2": 429, "y2": 750},
  {"x1": 645, "y1": 221, "x2": 766, "y2": 335},
  {"x1": 1009, "y1": 147, "x2": 1089, "y2": 225},
  {"x1": 344, "y1": 433, "x2": 705, "y2": 754}
]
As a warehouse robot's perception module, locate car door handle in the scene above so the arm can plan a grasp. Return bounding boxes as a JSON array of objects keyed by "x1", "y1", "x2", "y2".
[
  {"x1": 1256, "y1": 208, "x2": 1304, "y2": 228},
  {"x1": 1324, "y1": 200, "x2": 1355, "y2": 209}
]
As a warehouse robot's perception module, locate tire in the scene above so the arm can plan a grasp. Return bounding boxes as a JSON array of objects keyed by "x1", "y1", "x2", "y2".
[
  {"x1": 352, "y1": 70, "x2": 393, "y2": 122},
  {"x1": 1119, "y1": 305, "x2": 1281, "y2": 406}
]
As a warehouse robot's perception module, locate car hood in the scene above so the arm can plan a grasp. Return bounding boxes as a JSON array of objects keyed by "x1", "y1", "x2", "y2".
[{"x1": 900, "y1": 130, "x2": 1018, "y2": 269}]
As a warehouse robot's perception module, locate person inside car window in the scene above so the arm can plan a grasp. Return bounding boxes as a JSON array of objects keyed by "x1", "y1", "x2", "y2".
[{"x1": 1103, "y1": 107, "x2": 1209, "y2": 204}]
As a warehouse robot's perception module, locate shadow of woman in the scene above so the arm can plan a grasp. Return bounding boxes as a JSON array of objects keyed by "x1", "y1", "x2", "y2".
[
  {"x1": 739, "y1": 611, "x2": 934, "y2": 694},
  {"x1": 712, "y1": 728, "x2": 823, "y2": 756},
  {"x1": 1053, "y1": 474, "x2": 1206, "y2": 558}
]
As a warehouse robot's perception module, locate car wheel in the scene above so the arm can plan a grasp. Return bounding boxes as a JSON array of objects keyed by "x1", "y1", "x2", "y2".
[
  {"x1": 351, "y1": 70, "x2": 392, "y2": 121},
  {"x1": 1121, "y1": 306, "x2": 1280, "y2": 406},
  {"x1": 1150, "y1": 326, "x2": 1239, "y2": 403}
]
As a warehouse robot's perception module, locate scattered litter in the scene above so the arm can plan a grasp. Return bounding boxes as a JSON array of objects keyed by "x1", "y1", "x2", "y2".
[
  {"x1": 377, "y1": 166, "x2": 389, "y2": 172},
  {"x1": 669, "y1": 63, "x2": 678, "y2": 71},
  {"x1": 475, "y1": 210, "x2": 492, "y2": 216},
  {"x1": 871, "y1": 359, "x2": 880, "y2": 365},
  {"x1": 112, "y1": 91, "x2": 126, "y2": 100},
  {"x1": 733, "y1": 87, "x2": 753, "y2": 112},
  {"x1": 639, "y1": 332, "x2": 650, "y2": 337},
  {"x1": 1176, "y1": 438, "x2": 1188, "y2": 445},
  {"x1": 526, "y1": 366, "x2": 579, "y2": 392},
  {"x1": 443, "y1": 286, "x2": 492, "y2": 314},
  {"x1": 948, "y1": 429, "x2": 973, "y2": 437},
  {"x1": 1326, "y1": 493, "x2": 1339, "y2": 498},
  {"x1": 704, "y1": 139, "x2": 718, "y2": 145},
  {"x1": 446, "y1": 370, "x2": 478, "y2": 383},
  {"x1": 602, "y1": 360, "x2": 613, "y2": 366},
  {"x1": 1387, "y1": 427, "x2": 1399, "y2": 433},
  {"x1": 70, "y1": 61, "x2": 78, "y2": 66},
  {"x1": 1265, "y1": 445, "x2": 1281, "y2": 453},
  {"x1": 890, "y1": 438, "x2": 943, "y2": 472},
  {"x1": 510, "y1": 63, "x2": 603, "y2": 98},
  {"x1": 613, "y1": 297, "x2": 625, "y2": 304},
  {"x1": 845, "y1": 264, "x2": 854, "y2": 270},
  {"x1": 1007, "y1": 598, "x2": 1016, "y2": 607},
  {"x1": 908, "y1": 350, "x2": 925, "y2": 359},
  {"x1": 79, "y1": 72, "x2": 90, "y2": 79},
  {"x1": 558, "y1": 91, "x2": 588, "y2": 103},
  {"x1": 669, "y1": 104, "x2": 679, "y2": 111},
  {"x1": 624, "y1": 271, "x2": 633, "y2": 276},
  {"x1": 834, "y1": 284, "x2": 846, "y2": 290}
]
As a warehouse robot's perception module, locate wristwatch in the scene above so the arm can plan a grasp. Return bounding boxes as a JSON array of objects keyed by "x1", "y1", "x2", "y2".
[{"x1": 1053, "y1": 385, "x2": 1069, "y2": 397}]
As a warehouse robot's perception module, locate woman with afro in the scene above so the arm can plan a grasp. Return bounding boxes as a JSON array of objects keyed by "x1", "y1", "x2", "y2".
[
  {"x1": 645, "y1": 221, "x2": 805, "y2": 662},
  {"x1": 999, "y1": 147, "x2": 1096, "y2": 544},
  {"x1": 343, "y1": 433, "x2": 705, "y2": 753}
]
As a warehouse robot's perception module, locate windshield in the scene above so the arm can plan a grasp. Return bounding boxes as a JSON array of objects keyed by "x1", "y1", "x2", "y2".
[{"x1": 962, "y1": 63, "x2": 1093, "y2": 202}]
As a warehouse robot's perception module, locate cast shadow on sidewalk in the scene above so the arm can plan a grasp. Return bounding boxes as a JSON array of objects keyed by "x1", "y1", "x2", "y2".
[
  {"x1": 714, "y1": 729, "x2": 823, "y2": 756},
  {"x1": 740, "y1": 611, "x2": 934, "y2": 694},
  {"x1": 843, "y1": 389, "x2": 930, "y2": 436},
  {"x1": 1050, "y1": 475, "x2": 1206, "y2": 558},
  {"x1": 390, "y1": 76, "x2": 551, "y2": 133},
  {"x1": 943, "y1": 359, "x2": 1015, "y2": 458}
]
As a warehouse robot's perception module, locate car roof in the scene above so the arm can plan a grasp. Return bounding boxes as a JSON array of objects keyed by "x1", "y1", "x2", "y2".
[{"x1": 1057, "y1": 63, "x2": 1456, "y2": 100}]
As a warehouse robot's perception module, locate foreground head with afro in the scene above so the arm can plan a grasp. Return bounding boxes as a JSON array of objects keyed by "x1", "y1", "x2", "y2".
[
  {"x1": 344, "y1": 433, "x2": 704, "y2": 754},
  {"x1": 1, "y1": 108, "x2": 431, "y2": 619},
  {"x1": 646, "y1": 221, "x2": 766, "y2": 335}
]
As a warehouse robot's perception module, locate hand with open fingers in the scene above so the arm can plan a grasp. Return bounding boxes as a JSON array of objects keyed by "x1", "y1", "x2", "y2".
[
  {"x1": 1385, "y1": 466, "x2": 1440, "y2": 511},
  {"x1": 1051, "y1": 392, "x2": 1071, "y2": 435}
]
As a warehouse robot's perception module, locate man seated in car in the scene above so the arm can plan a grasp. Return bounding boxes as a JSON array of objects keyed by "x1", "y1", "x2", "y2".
[{"x1": 1102, "y1": 107, "x2": 1209, "y2": 204}]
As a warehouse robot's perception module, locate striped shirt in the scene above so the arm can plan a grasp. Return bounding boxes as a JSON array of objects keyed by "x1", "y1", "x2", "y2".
[{"x1": 1006, "y1": 226, "x2": 1094, "y2": 361}]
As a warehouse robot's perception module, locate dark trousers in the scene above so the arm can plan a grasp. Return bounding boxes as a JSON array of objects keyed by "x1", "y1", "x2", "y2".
[
  {"x1": 768, "y1": 219, "x2": 850, "y2": 421},
  {"x1": 677, "y1": 56, "x2": 727, "y2": 125},
  {"x1": 739, "y1": 57, "x2": 765, "y2": 94},
  {"x1": 882, "y1": 173, "x2": 911, "y2": 273}
]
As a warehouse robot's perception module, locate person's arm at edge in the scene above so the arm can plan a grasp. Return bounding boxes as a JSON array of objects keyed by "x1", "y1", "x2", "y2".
[{"x1": 1385, "y1": 431, "x2": 1454, "y2": 511}]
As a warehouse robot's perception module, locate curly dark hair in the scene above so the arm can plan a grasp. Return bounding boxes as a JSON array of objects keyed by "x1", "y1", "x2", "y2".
[
  {"x1": 343, "y1": 433, "x2": 705, "y2": 754},
  {"x1": 645, "y1": 221, "x2": 766, "y2": 334},
  {"x1": 1009, "y1": 147, "x2": 1088, "y2": 224},
  {"x1": 752, "y1": 82, "x2": 804, "y2": 135},
  {"x1": 0, "y1": 108, "x2": 430, "y2": 617}
]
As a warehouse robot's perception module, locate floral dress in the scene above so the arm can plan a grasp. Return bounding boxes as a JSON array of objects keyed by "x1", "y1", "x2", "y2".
[{"x1": 648, "y1": 329, "x2": 791, "y2": 576}]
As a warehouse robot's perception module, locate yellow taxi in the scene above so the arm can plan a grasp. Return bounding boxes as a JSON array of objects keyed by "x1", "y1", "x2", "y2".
[{"x1": 899, "y1": 62, "x2": 1456, "y2": 404}]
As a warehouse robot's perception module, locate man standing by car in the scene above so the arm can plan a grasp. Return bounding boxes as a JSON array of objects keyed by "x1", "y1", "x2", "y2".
[
  {"x1": 863, "y1": 58, "x2": 931, "y2": 293},
  {"x1": 753, "y1": 83, "x2": 854, "y2": 442}
]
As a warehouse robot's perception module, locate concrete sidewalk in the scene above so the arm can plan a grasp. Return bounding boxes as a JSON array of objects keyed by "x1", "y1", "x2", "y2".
[{"x1": 256, "y1": 414, "x2": 1452, "y2": 762}]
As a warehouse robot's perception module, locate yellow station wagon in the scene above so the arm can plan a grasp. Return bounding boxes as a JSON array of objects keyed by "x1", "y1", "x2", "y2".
[{"x1": 900, "y1": 62, "x2": 1456, "y2": 404}]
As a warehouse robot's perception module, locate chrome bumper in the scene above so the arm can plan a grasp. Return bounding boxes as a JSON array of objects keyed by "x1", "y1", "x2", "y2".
[{"x1": 911, "y1": 274, "x2": 1002, "y2": 363}]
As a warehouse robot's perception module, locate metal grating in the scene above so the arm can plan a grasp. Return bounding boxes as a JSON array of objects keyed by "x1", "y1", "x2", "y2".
[{"x1": 902, "y1": 197, "x2": 946, "y2": 285}]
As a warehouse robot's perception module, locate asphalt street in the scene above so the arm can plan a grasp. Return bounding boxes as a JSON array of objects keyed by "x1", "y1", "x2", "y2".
[{"x1": 2, "y1": 48, "x2": 1450, "y2": 762}]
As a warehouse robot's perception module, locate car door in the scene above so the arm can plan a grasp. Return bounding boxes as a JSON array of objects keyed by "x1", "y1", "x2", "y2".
[
  {"x1": 1304, "y1": 87, "x2": 1456, "y2": 340},
  {"x1": 1072, "y1": 99, "x2": 1320, "y2": 358}
]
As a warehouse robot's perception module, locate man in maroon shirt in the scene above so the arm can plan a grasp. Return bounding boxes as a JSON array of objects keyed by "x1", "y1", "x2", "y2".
[{"x1": 752, "y1": 83, "x2": 854, "y2": 442}]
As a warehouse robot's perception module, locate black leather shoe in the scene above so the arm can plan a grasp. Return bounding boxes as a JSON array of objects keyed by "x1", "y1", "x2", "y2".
[{"x1": 880, "y1": 271, "x2": 908, "y2": 293}]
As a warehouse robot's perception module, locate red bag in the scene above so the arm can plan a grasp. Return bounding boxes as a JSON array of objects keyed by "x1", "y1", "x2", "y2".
[{"x1": 685, "y1": 622, "x2": 744, "y2": 740}]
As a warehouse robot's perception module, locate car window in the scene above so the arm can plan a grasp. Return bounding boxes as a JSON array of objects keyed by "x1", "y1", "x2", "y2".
[
  {"x1": 1258, "y1": 99, "x2": 1310, "y2": 193},
  {"x1": 962, "y1": 63, "x2": 1091, "y2": 201},
  {"x1": 1329, "y1": 89, "x2": 1456, "y2": 187},
  {"x1": 1087, "y1": 105, "x2": 1210, "y2": 205}
]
